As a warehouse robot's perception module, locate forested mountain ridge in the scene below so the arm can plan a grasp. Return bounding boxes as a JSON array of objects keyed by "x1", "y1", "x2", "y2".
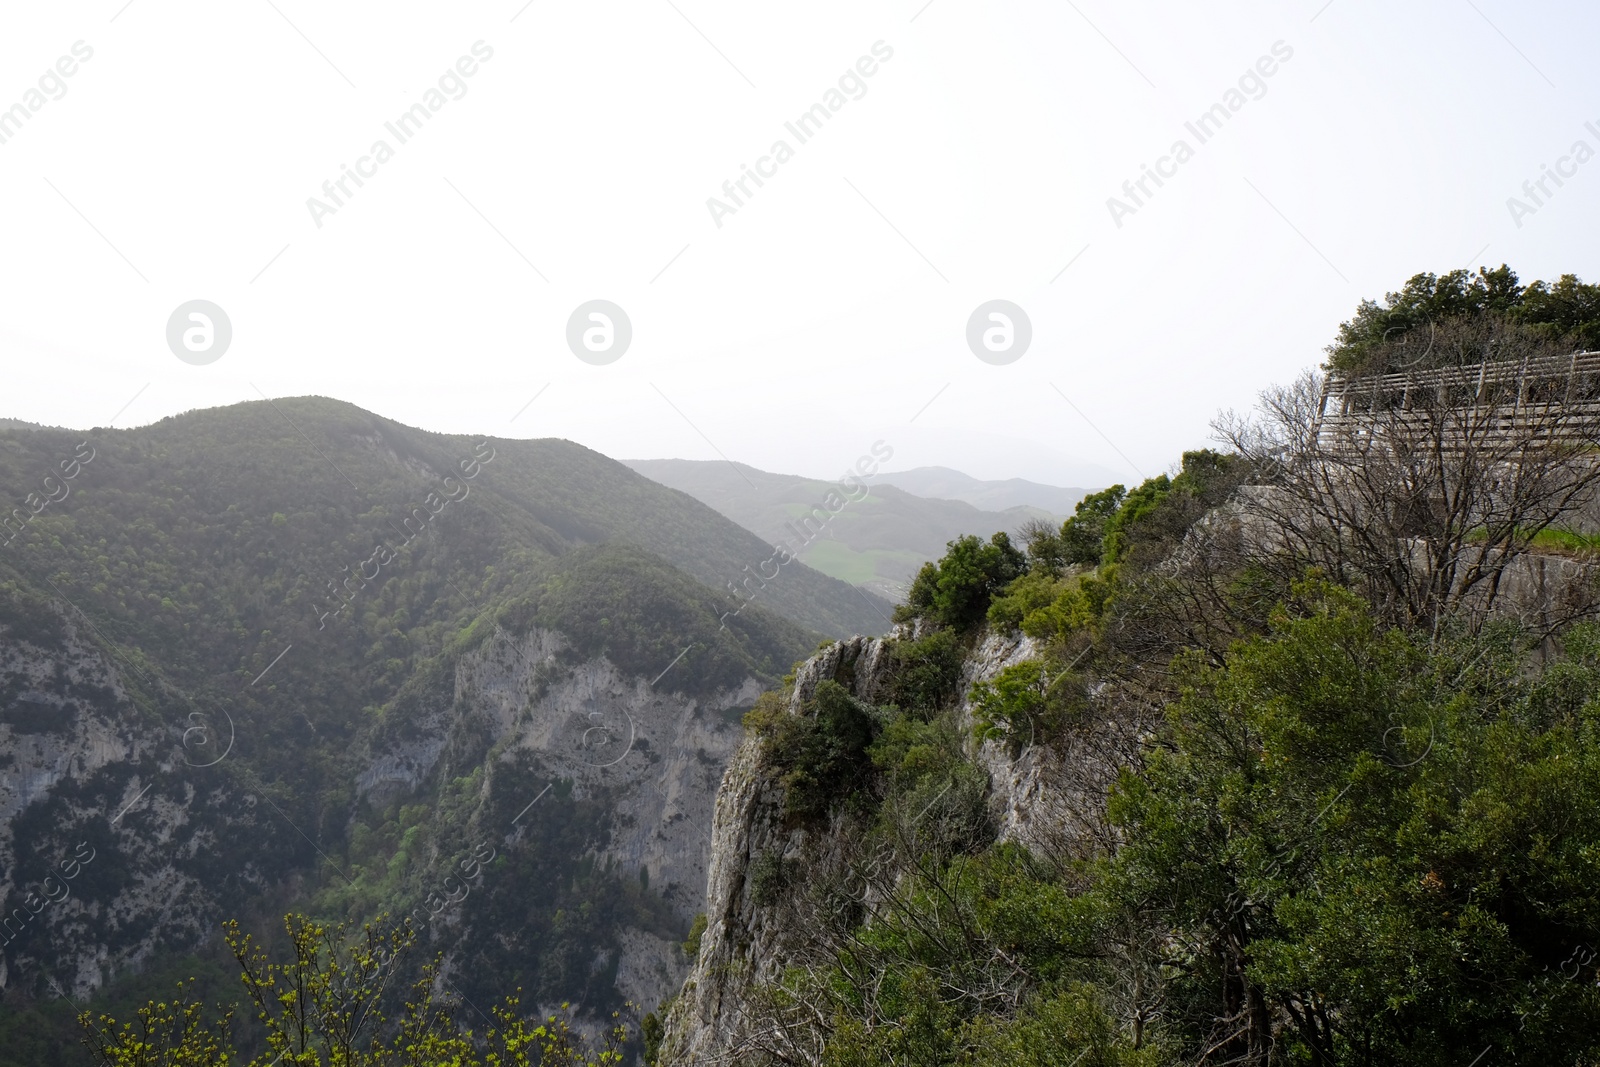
[
  {"x1": 0, "y1": 397, "x2": 875, "y2": 1063},
  {"x1": 0, "y1": 397, "x2": 890, "y2": 650}
]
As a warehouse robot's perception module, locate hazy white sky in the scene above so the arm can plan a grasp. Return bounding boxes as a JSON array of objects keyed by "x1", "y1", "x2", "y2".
[{"x1": 2, "y1": 0, "x2": 1597, "y2": 486}]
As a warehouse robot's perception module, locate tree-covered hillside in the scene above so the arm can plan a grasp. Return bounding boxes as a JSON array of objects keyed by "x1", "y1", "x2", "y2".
[{"x1": 0, "y1": 397, "x2": 859, "y2": 1064}]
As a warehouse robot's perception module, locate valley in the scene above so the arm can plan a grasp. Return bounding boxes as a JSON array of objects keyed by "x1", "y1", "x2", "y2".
[{"x1": 624, "y1": 458, "x2": 1082, "y2": 601}]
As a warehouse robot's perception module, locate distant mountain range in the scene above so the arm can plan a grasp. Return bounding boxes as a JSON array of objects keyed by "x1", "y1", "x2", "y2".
[
  {"x1": 624, "y1": 459, "x2": 1091, "y2": 600},
  {"x1": 868, "y1": 466, "x2": 1093, "y2": 514}
]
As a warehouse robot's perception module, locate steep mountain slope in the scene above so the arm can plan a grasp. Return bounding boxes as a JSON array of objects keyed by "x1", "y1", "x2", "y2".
[
  {"x1": 0, "y1": 399, "x2": 869, "y2": 1059},
  {"x1": 625, "y1": 458, "x2": 1056, "y2": 601}
]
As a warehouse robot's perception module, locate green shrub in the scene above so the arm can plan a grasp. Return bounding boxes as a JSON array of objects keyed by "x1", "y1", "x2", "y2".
[
  {"x1": 1012, "y1": 572, "x2": 1115, "y2": 645},
  {"x1": 986, "y1": 569, "x2": 1067, "y2": 632},
  {"x1": 752, "y1": 681, "x2": 878, "y2": 820},
  {"x1": 749, "y1": 850, "x2": 788, "y2": 906},
  {"x1": 1059, "y1": 485, "x2": 1126, "y2": 567},
  {"x1": 964, "y1": 983, "x2": 1166, "y2": 1066},
  {"x1": 1101, "y1": 450, "x2": 1241, "y2": 568},
  {"x1": 898, "y1": 760, "x2": 994, "y2": 861},
  {"x1": 1101, "y1": 476, "x2": 1171, "y2": 565},
  {"x1": 870, "y1": 712, "x2": 955, "y2": 787},
  {"x1": 642, "y1": 1010, "x2": 665, "y2": 1065},
  {"x1": 970, "y1": 661, "x2": 1083, "y2": 752},
  {"x1": 898, "y1": 533, "x2": 1026, "y2": 631},
  {"x1": 886, "y1": 629, "x2": 965, "y2": 711},
  {"x1": 781, "y1": 682, "x2": 877, "y2": 818},
  {"x1": 681, "y1": 912, "x2": 707, "y2": 959}
]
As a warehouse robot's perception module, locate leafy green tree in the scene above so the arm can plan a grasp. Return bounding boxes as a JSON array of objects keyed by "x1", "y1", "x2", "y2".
[
  {"x1": 900, "y1": 533, "x2": 1027, "y2": 632},
  {"x1": 1105, "y1": 584, "x2": 1600, "y2": 1064},
  {"x1": 1099, "y1": 478, "x2": 1171, "y2": 567},
  {"x1": 79, "y1": 913, "x2": 632, "y2": 1066},
  {"x1": 1325, "y1": 264, "x2": 1600, "y2": 374},
  {"x1": 885, "y1": 628, "x2": 965, "y2": 711},
  {"x1": 1518, "y1": 272, "x2": 1600, "y2": 346},
  {"x1": 1059, "y1": 485, "x2": 1126, "y2": 567},
  {"x1": 969, "y1": 661, "x2": 1082, "y2": 753}
]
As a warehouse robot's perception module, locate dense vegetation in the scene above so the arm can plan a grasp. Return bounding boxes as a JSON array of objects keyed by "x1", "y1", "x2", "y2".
[
  {"x1": 0, "y1": 399, "x2": 851, "y2": 1063},
  {"x1": 727, "y1": 347, "x2": 1600, "y2": 1064},
  {"x1": 739, "y1": 489, "x2": 1600, "y2": 1062},
  {"x1": 1325, "y1": 264, "x2": 1600, "y2": 374}
]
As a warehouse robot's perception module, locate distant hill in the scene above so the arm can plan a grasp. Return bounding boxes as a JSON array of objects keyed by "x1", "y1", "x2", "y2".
[
  {"x1": 0, "y1": 399, "x2": 888, "y2": 644},
  {"x1": 625, "y1": 458, "x2": 1063, "y2": 601},
  {"x1": 867, "y1": 465, "x2": 1094, "y2": 514}
]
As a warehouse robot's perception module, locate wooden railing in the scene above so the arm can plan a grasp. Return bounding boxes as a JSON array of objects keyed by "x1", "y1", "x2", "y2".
[{"x1": 1313, "y1": 351, "x2": 1600, "y2": 452}]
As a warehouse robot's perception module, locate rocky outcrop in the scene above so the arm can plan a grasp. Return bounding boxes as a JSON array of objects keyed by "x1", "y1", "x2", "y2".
[
  {"x1": 656, "y1": 632, "x2": 897, "y2": 1066},
  {"x1": 658, "y1": 626, "x2": 1044, "y2": 1066},
  {"x1": 0, "y1": 622, "x2": 138, "y2": 847},
  {"x1": 961, "y1": 628, "x2": 1069, "y2": 849}
]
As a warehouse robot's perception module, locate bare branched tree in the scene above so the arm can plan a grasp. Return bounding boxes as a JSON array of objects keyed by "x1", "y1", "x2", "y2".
[{"x1": 1214, "y1": 316, "x2": 1600, "y2": 637}]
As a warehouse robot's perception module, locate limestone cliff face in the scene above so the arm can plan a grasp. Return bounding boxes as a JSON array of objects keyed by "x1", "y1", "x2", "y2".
[
  {"x1": 964, "y1": 629, "x2": 1073, "y2": 852},
  {"x1": 657, "y1": 625, "x2": 1044, "y2": 1066},
  {"x1": 358, "y1": 624, "x2": 762, "y2": 1015},
  {"x1": 0, "y1": 608, "x2": 265, "y2": 1000},
  {"x1": 0, "y1": 611, "x2": 761, "y2": 1013},
  {"x1": 450, "y1": 626, "x2": 760, "y2": 902},
  {"x1": 0, "y1": 620, "x2": 137, "y2": 851},
  {"x1": 655, "y1": 633, "x2": 895, "y2": 1067}
]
